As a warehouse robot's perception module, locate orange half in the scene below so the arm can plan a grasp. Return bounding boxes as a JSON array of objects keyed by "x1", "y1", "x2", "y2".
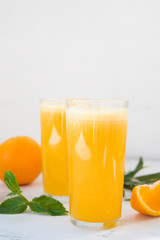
[{"x1": 130, "y1": 180, "x2": 160, "y2": 216}]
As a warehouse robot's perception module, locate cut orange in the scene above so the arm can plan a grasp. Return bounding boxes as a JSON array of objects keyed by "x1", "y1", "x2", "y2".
[{"x1": 130, "y1": 180, "x2": 160, "y2": 216}]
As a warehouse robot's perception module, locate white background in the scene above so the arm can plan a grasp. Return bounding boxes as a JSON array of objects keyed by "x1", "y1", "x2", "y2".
[{"x1": 0, "y1": 0, "x2": 160, "y2": 159}]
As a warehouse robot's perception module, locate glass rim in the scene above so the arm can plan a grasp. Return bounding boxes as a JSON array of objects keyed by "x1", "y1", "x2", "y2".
[
  {"x1": 40, "y1": 98, "x2": 129, "y2": 107},
  {"x1": 67, "y1": 99, "x2": 129, "y2": 104},
  {"x1": 40, "y1": 98, "x2": 67, "y2": 103}
]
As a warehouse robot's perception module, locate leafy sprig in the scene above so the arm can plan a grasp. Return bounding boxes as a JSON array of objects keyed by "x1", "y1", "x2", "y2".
[
  {"x1": 124, "y1": 157, "x2": 160, "y2": 199},
  {"x1": 0, "y1": 171, "x2": 68, "y2": 215}
]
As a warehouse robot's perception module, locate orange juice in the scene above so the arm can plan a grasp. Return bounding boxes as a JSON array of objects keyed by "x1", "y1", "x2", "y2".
[
  {"x1": 40, "y1": 101, "x2": 69, "y2": 196},
  {"x1": 67, "y1": 105, "x2": 128, "y2": 226}
]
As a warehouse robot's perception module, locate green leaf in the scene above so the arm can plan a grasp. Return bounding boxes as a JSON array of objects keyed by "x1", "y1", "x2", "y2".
[
  {"x1": 135, "y1": 173, "x2": 160, "y2": 183},
  {"x1": 124, "y1": 198, "x2": 130, "y2": 201},
  {"x1": 7, "y1": 190, "x2": 22, "y2": 196},
  {"x1": 29, "y1": 201, "x2": 47, "y2": 213},
  {"x1": 124, "y1": 172, "x2": 160, "y2": 192},
  {"x1": 0, "y1": 196, "x2": 27, "y2": 214},
  {"x1": 124, "y1": 157, "x2": 144, "y2": 180},
  {"x1": 29, "y1": 195, "x2": 68, "y2": 216},
  {"x1": 123, "y1": 189, "x2": 125, "y2": 197},
  {"x1": 4, "y1": 171, "x2": 21, "y2": 193},
  {"x1": 124, "y1": 181, "x2": 142, "y2": 190},
  {"x1": 49, "y1": 209, "x2": 68, "y2": 216}
]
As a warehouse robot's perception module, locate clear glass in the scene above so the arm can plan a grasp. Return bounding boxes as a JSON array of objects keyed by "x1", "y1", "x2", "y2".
[
  {"x1": 40, "y1": 98, "x2": 69, "y2": 202},
  {"x1": 67, "y1": 100, "x2": 128, "y2": 229}
]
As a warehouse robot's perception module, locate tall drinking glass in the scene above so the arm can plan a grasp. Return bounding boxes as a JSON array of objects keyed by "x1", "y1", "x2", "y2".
[
  {"x1": 40, "y1": 98, "x2": 69, "y2": 202},
  {"x1": 67, "y1": 100, "x2": 128, "y2": 229}
]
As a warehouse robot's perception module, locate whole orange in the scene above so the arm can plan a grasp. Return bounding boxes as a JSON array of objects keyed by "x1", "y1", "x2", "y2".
[{"x1": 0, "y1": 136, "x2": 42, "y2": 185}]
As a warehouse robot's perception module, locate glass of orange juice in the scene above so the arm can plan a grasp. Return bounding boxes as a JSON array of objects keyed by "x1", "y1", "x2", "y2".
[
  {"x1": 40, "y1": 98, "x2": 69, "y2": 202},
  {"x1": 67, "y1": 100, "x2": 128, "y2": 229}
]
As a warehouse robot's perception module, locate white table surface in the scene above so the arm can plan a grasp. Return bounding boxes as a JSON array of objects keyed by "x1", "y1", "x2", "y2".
[{"x1": 0, "y1": 159, "x2": 160, "y2": 240}]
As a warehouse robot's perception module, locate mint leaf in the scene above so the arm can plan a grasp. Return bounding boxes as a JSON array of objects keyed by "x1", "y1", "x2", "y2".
[
  {"x1": 29, "y1": 195, "x2": 68, "y2": 216},
  {"x1": 49, "y1": 209, "x2": 68, "y2": 216},
  {"x1": 2, "y1": 171, "x2": 68, "y2": 216},
  {"x1": 4, "y1": 171, "x2": 21, "y2": 193},
  {"x1": 0, "y1": 196, "x2": 27, "y2": 214},
  {"x1": 124, "y1": 157, "x2": 144, "y2": 180},
  {"x1": 135, "y1": 172, "x2": 160, "y2": 182},
  {"x1": 7, "y1": 190, "x2": 22, "y2": 196},
  {"x1": 29, "y1": 201, "x2": 47, "y2": 213}
]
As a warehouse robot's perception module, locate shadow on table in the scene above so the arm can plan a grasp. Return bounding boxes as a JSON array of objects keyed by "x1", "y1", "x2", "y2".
[{"x1": 123, "y1": 211, "x2": 158, "y2": 226}]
